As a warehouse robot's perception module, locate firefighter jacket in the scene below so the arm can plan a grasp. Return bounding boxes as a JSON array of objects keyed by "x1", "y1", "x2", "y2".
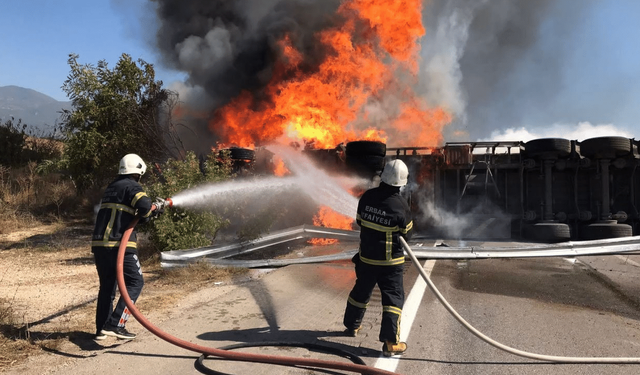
[
  {"x1": 91, "y1": 176, "x2": 153, "y2": 252},
  {"x1": 356, "y1": 182, "x2": 413, "y2": 266}
]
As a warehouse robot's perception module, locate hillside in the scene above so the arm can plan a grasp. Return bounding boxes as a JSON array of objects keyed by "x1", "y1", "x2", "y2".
[{"x1": 0, "y1": 85, "x2": 72, "y2": 131}]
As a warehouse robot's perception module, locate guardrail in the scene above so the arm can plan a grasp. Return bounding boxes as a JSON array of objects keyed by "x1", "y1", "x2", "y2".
[{"x1": 160, "y1": 225, "x2": 640, "y2": 268}]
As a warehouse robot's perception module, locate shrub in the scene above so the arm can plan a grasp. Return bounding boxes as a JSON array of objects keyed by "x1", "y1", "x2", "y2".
[
  {"x1": 142, "y1": 150, "x2": 233, "y2": 251},
  {"x1": 0, "y1": 118, "x2": 27, "y2": 167},
  {"x1": 0, "y1": 118, "x2": 63, "y2": 168}
]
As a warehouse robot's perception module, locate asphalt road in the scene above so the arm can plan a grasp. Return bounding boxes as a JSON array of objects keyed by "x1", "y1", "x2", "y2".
[{"x1": 25, "y1": 239, "x2": 640, "y2": 375}]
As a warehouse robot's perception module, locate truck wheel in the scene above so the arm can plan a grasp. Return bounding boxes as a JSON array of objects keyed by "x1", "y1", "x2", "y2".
[
  {"x1": 579, "y1": 222, "x2": 632, "y2": 240},
  {"x1": 346, "y1": 154, "x2": 386, "y2": 173},
  {"x1": 579, "y1": 137, "x2": 631, "y2": 159},
  {"x1": 524, "y1": 138, "x2": 572, "y2": 159},
  {"x1": 522, "y1": 222, "x2": 571, "y2": 243},
  {"x1": 224, "y1": 147, "x2": 255, "y2": 161}
]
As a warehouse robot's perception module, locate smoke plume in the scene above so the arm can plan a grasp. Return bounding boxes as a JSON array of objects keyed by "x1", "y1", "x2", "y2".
[
  {"x1": 419, "y1": 0, "x2": 637, "y2": 141},
  {"x1": 152, "y1": 0, "x2": 634, "y2": 151},
  {"x1": 155, "y1": 0, "x2": 341, "y2": 108},
  {"x1": 153, "y1": 0, "x2": 450, "y2": 150}
]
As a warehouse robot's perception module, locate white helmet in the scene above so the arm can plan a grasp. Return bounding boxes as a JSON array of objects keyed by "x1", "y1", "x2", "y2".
[
  {"x1": 119, "y1": 154, "x2": 147, "y2": 175},
  {"x1": 380, "y1": 159, "x2": 409, "y2": 187}
]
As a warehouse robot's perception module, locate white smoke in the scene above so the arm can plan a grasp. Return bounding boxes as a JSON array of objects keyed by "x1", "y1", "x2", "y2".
[
  {"x1": 167, "y1": 81, "x2": 212, "y2": 111},
  {"x1": 478, "y1": 121, "x2": 635, "y2": 142},
  {"x1": 417, "y1": 1, "x2": 638, "y2": 143},
  {"x1": 176, "y1": 25, "x2": 235, "y2": 75},
  {"x1": 419, "y1": 1, "x2": 482, "y2": 122}
]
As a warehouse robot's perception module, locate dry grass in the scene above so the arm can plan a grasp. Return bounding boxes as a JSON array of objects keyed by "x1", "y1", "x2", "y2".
[
  {"x1": 0, "y1": 160, "x2": 254, "y2": 372},
  {"x1": 0, "y1": 292, "x2": 31, "y2": 369},
  {"x1": 156, "y1": 261, "x2": 248, "y2": 287},
  {"x1": 0, "y1": 221, "x2": 251, "y2": 373},
  {"x1": 0, "y1": 296, "x2": 72, "y2": 369},
  {"x1": 0, "y1": 210, "x2": 42, "y2": 236}
]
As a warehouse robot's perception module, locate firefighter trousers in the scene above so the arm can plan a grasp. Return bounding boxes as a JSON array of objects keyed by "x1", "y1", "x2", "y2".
[
  {"x1": 343, "y1": 260, "x2": 404, "y2": 343},
  {"x1": 94, "y1": 248, "x2": 144, "y2": 333}
]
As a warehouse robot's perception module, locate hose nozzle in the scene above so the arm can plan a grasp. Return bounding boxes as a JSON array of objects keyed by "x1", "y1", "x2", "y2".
[{"x1": 153, "y1": 197, "x2": 174, "y2": 211}]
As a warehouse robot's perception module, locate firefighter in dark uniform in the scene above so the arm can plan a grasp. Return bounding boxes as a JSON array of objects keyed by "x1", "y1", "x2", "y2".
[
  {"x1": 343, "y1": 159, "x2": 413, "y2": 356},
  {"x1": 92, "y1": 154, "x2": 164, "y2": 340}
]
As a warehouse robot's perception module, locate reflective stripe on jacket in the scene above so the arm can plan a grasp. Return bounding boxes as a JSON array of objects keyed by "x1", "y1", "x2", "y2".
[
  {"x1": 91, "y1": 176, "x2": 152, "y2": 251},
  {"x1": 356, "y1": 183, "x2": 413, "y2": 266}
]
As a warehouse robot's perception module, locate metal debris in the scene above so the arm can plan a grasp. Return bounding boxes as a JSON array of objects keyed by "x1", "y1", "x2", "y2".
[{"x1": 160, "y1": 225, "x2": 640, "y2": 268}]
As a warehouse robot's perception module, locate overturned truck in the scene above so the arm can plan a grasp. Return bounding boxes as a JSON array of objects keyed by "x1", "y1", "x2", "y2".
[{"x1": 343, "y1": 136, "x2": 640, "y2": 243}]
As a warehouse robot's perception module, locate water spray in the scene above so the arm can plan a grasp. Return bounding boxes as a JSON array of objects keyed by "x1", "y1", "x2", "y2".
[{"x1": 166, "y1": 146, "x2": 361, "y2": 217}]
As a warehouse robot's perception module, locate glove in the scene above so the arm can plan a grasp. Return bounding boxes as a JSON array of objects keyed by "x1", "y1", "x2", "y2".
[{"x1": 153, "y1": 207, "x2": 164, "y2": 218}]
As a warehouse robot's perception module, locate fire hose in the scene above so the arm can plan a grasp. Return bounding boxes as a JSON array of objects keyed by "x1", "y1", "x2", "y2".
[
  {"x1": 116, "y1": 215, "x2": 400, "y2": 375},
  {"x1": 116, "y1": 202, "x2": 640, "y2": 371},
  {"x1": 399, "y1": 236, "x2": 640, "y2": 364}
]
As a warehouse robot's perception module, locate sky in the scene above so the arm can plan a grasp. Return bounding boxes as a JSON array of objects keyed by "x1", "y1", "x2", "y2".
[
  {"x1": 1, "y1": 0, "x2": 639, "y2": 143},
  {"x1": 0, "y1": 0, "x2": 185, "y2": 101}
]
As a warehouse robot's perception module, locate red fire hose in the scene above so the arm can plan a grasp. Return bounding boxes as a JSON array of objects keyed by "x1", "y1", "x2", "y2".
[{"x1": 116, "y1": 217, "x2": 400, "y2": 375}]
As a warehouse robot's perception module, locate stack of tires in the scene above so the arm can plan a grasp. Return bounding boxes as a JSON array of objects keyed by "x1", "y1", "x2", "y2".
[{"x1": 345, "y1": 141, "x2": 387, "y2": 178}]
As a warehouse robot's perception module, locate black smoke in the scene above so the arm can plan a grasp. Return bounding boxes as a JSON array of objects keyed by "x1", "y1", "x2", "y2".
[
  {"x1": 154, "y1": 0, "x2": 342, "y2": 109},
  {"x1": 150, "y1": 0, "x2": 349, "y2": 152},
  {"x1": 152, "y1": 0, "x2": 621, "y2": 149}
]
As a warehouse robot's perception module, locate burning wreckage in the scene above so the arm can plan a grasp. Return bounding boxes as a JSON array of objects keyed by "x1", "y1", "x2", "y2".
[
  {"x1": 153, "y1": 0, "x2": 640, "y2": 266},
  {"x1": 223, "y1": 136, "x2": 640, "y2": 244},
  {"x1": 162, "y1": 136, "x2": 640, "y2": 268}
]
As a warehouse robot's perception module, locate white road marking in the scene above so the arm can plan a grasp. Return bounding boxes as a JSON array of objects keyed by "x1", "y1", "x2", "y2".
[
  {"x1": 615, "y1": 254, "x2": 640, "y2": 268},
  {"x1": 374, "y1": 246, "x2": 437, "y2": 372}
]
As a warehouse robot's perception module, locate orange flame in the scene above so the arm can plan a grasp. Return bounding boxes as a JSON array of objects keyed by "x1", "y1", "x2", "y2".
[
  {"x1": 272, "y1": 156, "x2": 289, "y2": 176},
  {"x1": 341, "y1": 0, "x2": 425, "y2": 72},
  {"x1": 309, "y1": 206, "x2": 354, "y2": 245},
  {"x1": 209, "y1": 0, "x2": 451, "y2": 149}
]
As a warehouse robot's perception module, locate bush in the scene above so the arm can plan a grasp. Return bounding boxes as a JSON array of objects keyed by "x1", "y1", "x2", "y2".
[
  {"x1": 0, "y1": 118, "x2": 27, "y2": 167},
  {"x1": 142, "y1": 150, "x2": 233, "y2": 251},
  {"x1": 0, "y1": 118, "x2": 63, "y2": 168}
]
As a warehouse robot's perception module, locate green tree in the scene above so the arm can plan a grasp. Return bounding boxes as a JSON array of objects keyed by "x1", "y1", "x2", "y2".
[{"x1": 61, "y1": 53, "x2": 184, "y2": 192}]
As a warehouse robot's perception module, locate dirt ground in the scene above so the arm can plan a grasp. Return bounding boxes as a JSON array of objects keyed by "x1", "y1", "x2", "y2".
[{"x1": 0, "y1": 222, "x2": 248, "y2": 373}]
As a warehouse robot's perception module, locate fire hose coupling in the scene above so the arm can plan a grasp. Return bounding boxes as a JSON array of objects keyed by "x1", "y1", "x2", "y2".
[{"x1": 153, "y1": 197, "x2": 174, "y2": 212}]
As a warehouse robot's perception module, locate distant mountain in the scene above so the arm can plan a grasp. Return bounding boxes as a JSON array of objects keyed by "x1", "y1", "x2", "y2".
[{"x1": 0, "y1": 86, "x2": 72, "y2": 132}]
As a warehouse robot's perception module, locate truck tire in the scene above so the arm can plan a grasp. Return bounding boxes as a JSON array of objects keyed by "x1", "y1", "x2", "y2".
[
  {"x1": 522, "y1": 222, "x2": 571, "y2": 243},
  {"x1": 223, "y1": 147, "x2": 255, "y2": 161},
  {"x1": 523, "y1": 138, "x2": 571, "y2": 159},
  {"x1": 346, "y1": 154, "x2": 385, "y2": 173},
  {"x1": 579, "y1": 222, "x2": 632, "y2": 240},
  {"x1": 579, "y1": 137, "x2": 631, "y2": 159}
]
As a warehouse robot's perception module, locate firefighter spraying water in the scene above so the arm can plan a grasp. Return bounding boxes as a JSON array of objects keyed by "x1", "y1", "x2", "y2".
[
  {"x1": 343, "y1": 159, "x2": 413, "y2": 357},
  {"x1": 92, "y1": 154, "x2": 174, "y2": 341}
]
